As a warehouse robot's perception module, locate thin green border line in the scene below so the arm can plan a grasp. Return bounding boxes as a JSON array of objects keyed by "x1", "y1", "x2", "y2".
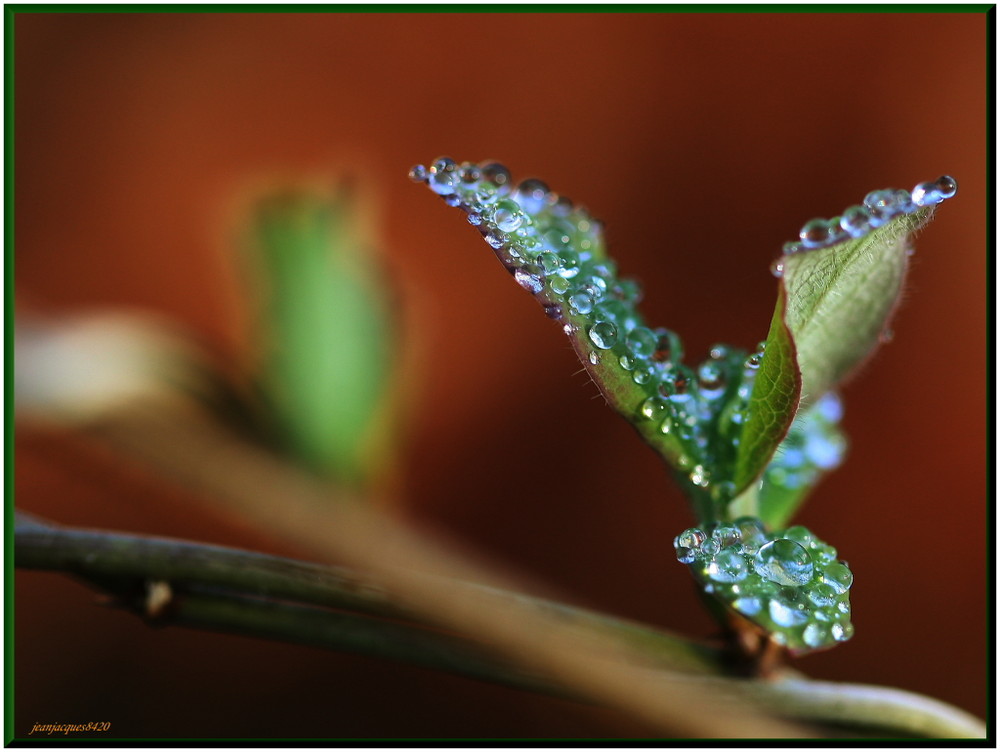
[{"x1": 1, "y1": 3, "x2": 995, "y2": 13}]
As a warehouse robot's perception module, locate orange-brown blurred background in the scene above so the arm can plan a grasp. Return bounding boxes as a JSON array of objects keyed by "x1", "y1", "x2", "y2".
[{"x1": 14, "y1": 11, "x2": 988, "y2": 739}]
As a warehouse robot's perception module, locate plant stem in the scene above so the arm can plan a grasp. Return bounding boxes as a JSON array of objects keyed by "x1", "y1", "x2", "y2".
[{"x1": 15, "y1": 512, "x2": 986, "y2": 739}]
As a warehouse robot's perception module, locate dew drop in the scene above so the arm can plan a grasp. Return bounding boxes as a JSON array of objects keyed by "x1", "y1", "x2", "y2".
[
  {"x1": 770, "y1": 260, "x2": 784, "y2": 278},
  {"x1": 799, "y1": 218, "x2": 831, "y2": 248},
  {"x1": 467, "y1": 213, "x2": 483, "y2": 226},
  {"x1": 734, "y1": 595, "x2": 763, "y2": 617},
  {"x1": 408, "y1": 164, "x2": 428, "y2": 182},
  {"x1": 480, "y1": 162, "x2": 511, "y2": 190},
  {"x1": 459, "y1": 163, "x2": 481, "y2": 184},
  {"x1": 840, "y1": 205, "x2": 870, "y2": 237},
  {"x1": 911, "y1": 181, "x2": 942, "y2": 207},
  {"x1": 768, "y1": 596, "x2": 809, "y2": 627},
  {"x1": 802, "y1": 622, "x2": 828, "y2": 649},
  {"x1": 711, "y1": 525, "x2": 741, "y2": 548},
  {"x1": 589, "y1": 351, "x2": 600, "y2": 365},
  {"x1": 485, "y1": 231, "x2": 507, "y2": 250},
  {"x1": 783, "y1": 241, "x2": 804, "y2": 255},
  {"x1": 632, "y1": 366, "x2": 654, "y2": 385},
  {"x1": 536, "y1": 250, "x2": 562, "y2": 275},
  {"x1": 753, "y1": 539, "x2": 814, "y2": 587},
  {"x1": 625, "y1": 326, "x2": 658, "y2": 358},
  {"x1": 618, "y1": 353, "x2": 636, "y2": 371},
  {"x1": 820, "y1": 562, "x2": 853, "y2": 594},
  {"x1": 514, "y1": 178, "x2": 551, "y2": 215},
  {"x1": 588, "y1": 321, "x2": 619, "y2": 350},
  {"x1": 492, "y1": 199, "x2": 525, "y2": 232},
  {"x1": 934, "y1": 175, "x2": 957, "y2": 199},
  {"x1": 568, "y1": 291, "x2": 594, "y2": 315},
  {"x1": 807, "y1": 582, "x2": 838, "y2": 607},
  {"x1": 549, "y1": 276, "x2": 571, "y2": 295},
  {"x1": 689, "y1": 464, "x2": 710, "y2": 488},
  {"x1": 514, "y1": 269, "x2": 544, "y2": 294},
  {"x1": 674, "y1": 528, "x2": 707, "y2": 564},
  {"x1": 706, "y1": 548, "x2": 749, "y2": 583}
]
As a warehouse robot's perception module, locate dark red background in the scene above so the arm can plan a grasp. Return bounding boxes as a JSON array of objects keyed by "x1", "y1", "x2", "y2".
[{"x1": 14, "y1": 12, "x2": 989, "y2": 738}]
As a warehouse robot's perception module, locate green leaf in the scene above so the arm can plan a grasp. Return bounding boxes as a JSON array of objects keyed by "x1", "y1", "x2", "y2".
[
  {"x1": 730, "y1": 180, "x2": 955, "y2": 502},
  {"x1": 244, "y1": 187, "x2": 392, "y2": 485}
]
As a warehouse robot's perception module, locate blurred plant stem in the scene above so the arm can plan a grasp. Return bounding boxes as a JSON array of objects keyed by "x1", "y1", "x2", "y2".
[{"x1": 15, "y1": 511, "x2": 985, "y2": 739}]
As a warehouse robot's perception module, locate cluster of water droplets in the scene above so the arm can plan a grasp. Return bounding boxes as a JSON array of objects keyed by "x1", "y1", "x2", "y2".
[
  {"x1": 779, "y1": 175, "x2": 957, "y2": 258},
  {"x1": 411, "y1": 157, "x2": 768, "y2": 503},
  {"x1": 674, "y1": 517, "x2": 854, "y2": 654}
]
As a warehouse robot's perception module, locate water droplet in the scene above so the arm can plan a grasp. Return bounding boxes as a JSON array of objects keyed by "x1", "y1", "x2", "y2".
[
  {"x1": 840, "y1": 205, "x2": 870, "y2": 237},
  {"x1": 652, "y1": 329, "x2": 683, "y2": 363},
  {"x1": 589, "y1": 351, "x2": 600, "y2": 365},
  {"x1": 807, "y1": 582, "x2": 838, "y2": 607},
  {"x1": 934, "y1": 175, "x2": 957, "y2": 199},
  {"x1": 632, "y1": 366, "x2": 654, "y2": 385},
  {"x1": 800, "y1": 218, "x2": 831, "y2": 248},
  {"x1": 754, "y1": 539, "x2": 814, "y2": 586},
  {"x1": 770, "y1": 260, "x2": 784, "y2": 278},
  {"x1": 588, "y1": 321, "x2": 618, "y2": 350},
  {"x1": 803, "y1": 622, "x2": 828, "y2": 648},
  {"x1": 734, "y1": 595, "x2": 763, "y2": 616},
  {"x1": 549, "y1": 276, "x2": 571, "y2": 295},
  {"x1": 480, "y1": 162, "x2": 511, "y2": 190},
  {"x1": 820, "y1": 562, "x2": 853, "y2": 594},
  {"x1": 783, "y1": 526, "x2": 814, "y2": 548},
  {"x1": 492, "y1": 199, "x2": 525, "y2": 233},
  {"x1": 640, "y1": 396, "x2": 668, "y2": 421},
  {"x1": 568, "y1": 291, "x2": 594, "y2": 315},
  {"x1": 700, "y1": 536, "x2": 721, "y2": 557},
  {"x1": 659, "y1": 416, "x2": 673, "y2": 434},
  {"x1": 514, "y1": 269, "x2": 544, "y2": 294},
  {"x1": 706, "y1": 548, "x2": 749, "y2": 583},
  {"x1": 536, "y1": 250, "x2": 561, "y2": 275},
  {"x1": 513, "y1": 178, "x2": 550, "y2": 214},
  {"x1": 443, "y1": 194, "x2": 462, "y2": 207},
  {"x1": 618, "y1": 353, "x2": 636, "y2": 371},
  {"x1": 625, "y1": 326, "x2": 658, "y2": 358},
  {"x1": 745, "y1": 354, "x2": 761, "y2": 370},
  {"x1": 485, "y1": 231, "x2": 507, "y2": 250},
  {"x1": 783, "y1": 241, "x2": 804, "y2": 255},
  {"x1": 551, "y1": 195, "x2": 574, "y2": 217},
  {"x1": 408, "y1": 164, "x2": 428, "y2": 182},
  {"x1": 830, "y1": 622, "x2": 850, "y2": 641},
  {"x1": 689, "y1": 464, "x2": 710, "y2": 488},
  {"x1": 768, "y1": 596, "x2": 809, "y2": 627},
  {"x1": 467, "y1": 213, "x2": 483, "y2": 226},
  {"x1": 712, "y1": 525, "x2": 741, "y2": 548},
  {"x1": 429, "y1": 158, "x2": 460, "y2": 195},
  {"x1": 911, "y1": 181, "x2": 942, "y2": 207},
  {"x1": 697, "y1": 361, "x2": 725, "y2": 394},
  {"x1": 674, "y1": 528, "x2": 706, "y2": 564}
]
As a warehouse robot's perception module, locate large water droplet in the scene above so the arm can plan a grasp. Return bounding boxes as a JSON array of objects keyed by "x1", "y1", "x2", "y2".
[
  {"x1": 807, "y1": 582, "x2": 838, "y2": 607},
  {"x1": 640, "y1": 394, "x2": 668, "y2": 421},
  {"x1": 549, "y1": 275, "x2": 571, "y2": 295},
  {"x1": 588, "y1": 321, "x2": 618, "y2": 350},
  {"x1": 480, "y1": 162, "x2": 511, "y2": 190},
  {"x1": 753, "y1": 539, "x2": 814, "y2": 586},
  {"x1": 911, "y1": 181, "x2": 943, "y2": 207}
]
